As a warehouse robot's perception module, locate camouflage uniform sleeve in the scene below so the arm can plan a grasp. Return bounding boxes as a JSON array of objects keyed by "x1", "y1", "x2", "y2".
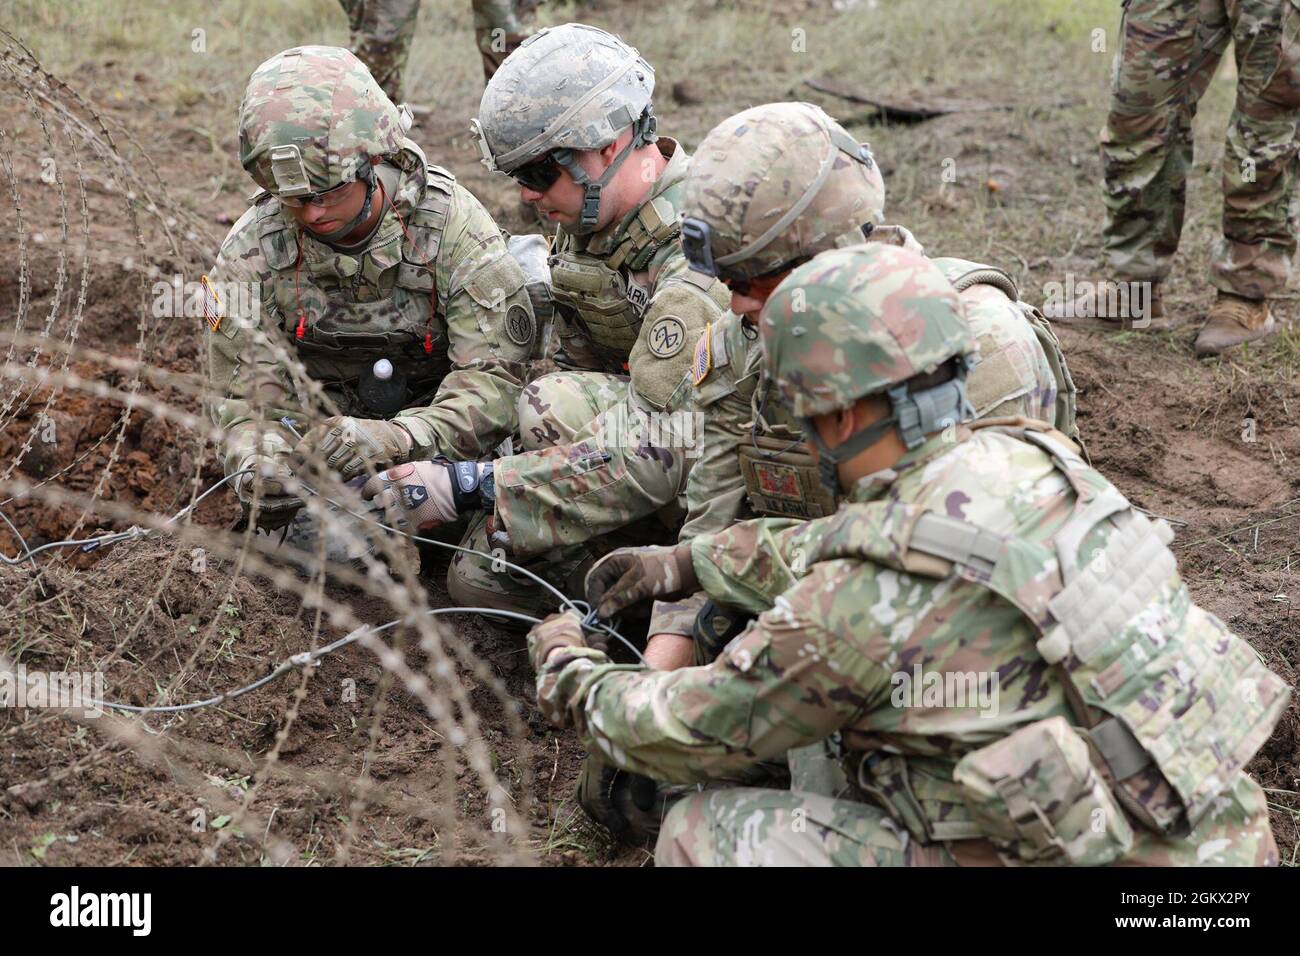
[
  {"x1": 686, "y1": 515, "x2": 816, "y2": 614},
  {"x1": 493, "y1": 373, "x2": 692, "y2": 557},
  {"x1": 532, "y1": 560, "x2": 886, "y2": 782},
  {"x1": 960, "y1": 283, "x2": 1058, "y2": 425},
  {"x1": 205, "y1": 208, "x2": 302, "y2": 479},
  {"x1": 492, "y1": 252, "x2": 727, "y2": 557},
  {"x1": 647, "y1": 317, "x2": 758, "y2": 636},
  {"x1": 678, "y1": 318, "x2": 763, "y2": 541},
  {"x1": 391, "y1": 183, "x2": 534, "y2": 461},
  {"x1": 626, "y1": 252, "x2": 730, "y2": 414}
]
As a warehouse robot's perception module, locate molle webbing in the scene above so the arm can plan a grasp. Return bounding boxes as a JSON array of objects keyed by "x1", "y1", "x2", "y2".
[
  {"x1": 822, "y1": 422, "x2": 1288, "y2": 837},
  {"x1": 607, "y1": 195, "x2": 681, "y2": 272}
]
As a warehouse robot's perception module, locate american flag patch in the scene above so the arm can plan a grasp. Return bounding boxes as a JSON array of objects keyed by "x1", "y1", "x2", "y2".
[
  {"x1": 200, "y1": 275, "x2": 223, "y2": 332},
  {"x1": 691, "y1": 323, "x2": 712, "y2": 386}
]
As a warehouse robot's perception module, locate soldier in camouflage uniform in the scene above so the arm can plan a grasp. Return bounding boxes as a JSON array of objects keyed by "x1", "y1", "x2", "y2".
[
  {"x1": 527, "y1": 242, "x2": 1289, "y2": 866},
  {"x1": 1061, "y1": 0, "x2": 1300, "y2": 354},
  {"x1": 338, "y1": 0, "x2": 541, "y2": 101},
  {"x1": 361, "y1": 24, "x2": 729, "y2": 619},
  {"x1": 644, "y1": 102, "x2": 1080, "y2": 673},
  {"x1": 206, "y1": 46, "x2": 535, "y2": 556}
]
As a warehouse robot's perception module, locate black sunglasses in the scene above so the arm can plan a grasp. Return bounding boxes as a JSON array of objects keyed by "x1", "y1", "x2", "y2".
[{"x1": 510, "y1": 152, "x2": 564, "y2": 192}]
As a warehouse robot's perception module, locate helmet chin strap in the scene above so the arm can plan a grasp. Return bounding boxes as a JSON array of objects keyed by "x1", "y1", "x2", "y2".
[
  {"x1": 312, "y1": 162, "x2": 376, "y2": 243},
  {"x1": 802, "y1": 359, "x2": 976, "y2": 497},
  {"x1": 552, "y1": 109, "x2": 658, "y2": 234}
]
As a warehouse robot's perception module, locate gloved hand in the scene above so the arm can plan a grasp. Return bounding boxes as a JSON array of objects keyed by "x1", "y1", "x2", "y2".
[
  {"x1": 361, "y1": 461, "x2": 458, "y2": 530},
  {"x1": 294, "y1": 416, "x2": 412, "y2": 481},
  {"x1": 575, "y1": 755, "x2": 664, "y2": 842},
  {"x1": 234, "y1": 454, "x2": 301, "y2": 531},
  {"x1": 585, "y1": 543, "x2": 698, "y2": 620},
  {"x1": 527, "y1": 609, "x2": 591, "y2": 669}
]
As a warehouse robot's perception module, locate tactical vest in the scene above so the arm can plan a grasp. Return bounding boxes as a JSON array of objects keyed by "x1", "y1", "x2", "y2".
[
  {"x1": 254, "y1": 165, "x2": 456, "y2": 415},
  {"x1": 817, "y1": 420, "x2": 1288, "y2": 852},
  {"x1": 550, "y1": 189, "x2": 683, "y2": 370},
  {"x1": 694, "y1": 317, "x2": 837, "y2": 522},
  {"x1": 738, "y1": 373, "x2": 836, "y2": 521},
  {"x1": 940, "y1": 259, "x2": 1081, "y2": 447}
]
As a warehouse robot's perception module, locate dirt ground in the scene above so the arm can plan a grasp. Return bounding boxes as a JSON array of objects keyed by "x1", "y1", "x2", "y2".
[{"x1": 0, "y1": 0, "x2": 1296, "y2": 866}]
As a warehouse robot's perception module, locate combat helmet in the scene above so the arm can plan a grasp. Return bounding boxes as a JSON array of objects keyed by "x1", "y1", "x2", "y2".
[
  {"x1": 681, "y1": 102, "x2": 884, "y2": 282},
  {"x1": 472, "y1": 22, "x2": 657, "y2": 232},
  {"x1": 238, "y1": 46, "x2": 412, "y2": 242},
  {"x1": 761, "y1": 243, "x2": 976, "y2": 491}
]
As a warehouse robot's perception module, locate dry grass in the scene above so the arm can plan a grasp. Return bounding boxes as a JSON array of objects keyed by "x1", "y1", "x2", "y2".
[{"x1": 0, "y1": 0, "x2": 1293, "y2": 867}]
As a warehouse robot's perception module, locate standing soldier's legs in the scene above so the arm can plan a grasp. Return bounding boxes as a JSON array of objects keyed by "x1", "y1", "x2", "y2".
[
  {"x1": 339, "y1": 0, "x2": 422, "y2": 103},
  {"x1": 655, "y1": 788, "x2": 960, "y2": 867},
  {"x1": 446, "y1": 371, "x2": 629, "y2": 619},
  {"x1": 1196, "y1": 0, "x2": 1300, "y2": 353},
  {"x1": 1100, "y1": 0, "x2": 1228, "y2": 286},
  {"x1": 472, "y1": 0, "x2": 541, "y2": 82}
]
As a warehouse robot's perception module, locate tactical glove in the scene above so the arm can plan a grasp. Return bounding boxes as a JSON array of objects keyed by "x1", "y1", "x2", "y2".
[
  {"x1": 527, "y1": 609, "x2": 591, "y2": 669},
  {"x1": 576, "y1": 756, "x2": 665, "y2": 843},
  {"x1": 294, "y1": 416, "x2": 413, "y2": 481},
  {"x1": 362, "y1": 460, "x2": 493, "y2": 531},
  {"x1": 585, "y1": 543, "x2": 698, "y2": 620},
  {"x1": 234, "y1": 454, "x2": 301, "y2": 531},
  {"x1": 361, "y1": 460, "x2": 459, "y2": 530}
]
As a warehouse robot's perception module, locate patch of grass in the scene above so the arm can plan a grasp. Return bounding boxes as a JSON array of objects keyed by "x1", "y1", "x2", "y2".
[
  {"x1": 1264, "y1": 788, "x2": 1300, "y2": 867},
  {"x1": 536, "y1": 796, "x2": 607, "y2": 861}
]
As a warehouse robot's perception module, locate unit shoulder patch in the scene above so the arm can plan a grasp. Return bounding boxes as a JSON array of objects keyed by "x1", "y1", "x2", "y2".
[
  {"x1": 648, "y1": 315, "x2": 687, "y2": 358},
  {"x1": 505, "y1": 304, "x2": 536, "y2": 346}
]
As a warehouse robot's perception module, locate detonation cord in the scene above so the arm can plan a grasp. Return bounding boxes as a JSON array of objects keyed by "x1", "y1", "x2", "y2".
[{"x1": 0, "y1": 458, "x2": 641, "y2": 714}]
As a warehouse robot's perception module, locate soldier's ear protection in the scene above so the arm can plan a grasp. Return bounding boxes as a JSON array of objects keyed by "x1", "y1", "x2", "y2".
[{"x1": 800, "y1": 355, "x2": 976, "y2": 495}]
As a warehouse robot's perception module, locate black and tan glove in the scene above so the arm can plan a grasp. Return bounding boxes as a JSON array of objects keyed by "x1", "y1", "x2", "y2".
[{"x1": 361, "y1": 460, "x2": 494, "y2": 531}]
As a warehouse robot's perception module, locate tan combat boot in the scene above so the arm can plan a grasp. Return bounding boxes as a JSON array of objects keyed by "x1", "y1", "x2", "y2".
[
  {"x1": 1051, "y1": 280, "x2": 1184, "y2": 331},
  {"x1": 1193, "y1": 292, "x2": 1276, "y2": 356}
]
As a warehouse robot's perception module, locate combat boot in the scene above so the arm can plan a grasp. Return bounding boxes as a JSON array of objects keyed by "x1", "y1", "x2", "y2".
[
  {"x1": 1051, "y1": 280, "x2": 1183, "y2": 331},
  {"x1": 1193, "y1": 292, "x2": 1276, "y2": 356}
]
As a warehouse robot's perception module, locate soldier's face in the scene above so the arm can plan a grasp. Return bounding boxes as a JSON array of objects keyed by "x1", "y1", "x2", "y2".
[
  {"x1": 284, "y1": 180, "x2": 369, "y2": 236},
  {"x1": 722, "y1": 270, "x2": 790, "y2": 321},
  {"x1": 809, "y1": 397, "x2": 904, "y2": 479},
  {"x1": 519, "y1": 167, "x2": 587, "y2": 225},
  {"x1": 518, "y1": 141, "x2": 622, "y2": 228}
]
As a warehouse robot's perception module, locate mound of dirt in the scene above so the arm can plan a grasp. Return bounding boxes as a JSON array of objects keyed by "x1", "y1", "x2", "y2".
[{"x1": 0, "y1": 539, "x2": 633, "y2": 866}]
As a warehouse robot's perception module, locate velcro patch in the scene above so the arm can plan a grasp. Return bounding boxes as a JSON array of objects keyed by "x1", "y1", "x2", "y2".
[
  {"x1": 648, "y1": 316, "x2": 686, "y2": 358},
  {"x1": 692, "y1": 323, "x2": 712, "y2": 385},
  {"x1": 754, "y1": 461, "x2": 802, "y2": 501},
  {"x1": 505, "y1": 304, "x2": 535, "y2": 346},
  {"x1": 201, "y1": 275, "x2": 223, "y2": 332}
]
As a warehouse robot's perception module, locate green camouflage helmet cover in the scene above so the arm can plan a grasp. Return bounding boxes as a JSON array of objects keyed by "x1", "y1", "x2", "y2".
[
  {"x1": 472, "y1": 22, "x2": 656, "y2": 173},
  {"x1": 682, "y1": 102, "x2": 885, "y2": 281},
  {"x1": 761, "y1": 243, "x2": 975, "y2": 418},
  {"x1": 239, "y1": 46, "x2": 412, "y2": 197}
]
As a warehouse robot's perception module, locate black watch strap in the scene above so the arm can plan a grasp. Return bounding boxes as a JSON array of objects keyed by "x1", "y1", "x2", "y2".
[{"x1": 447, "y1": 461, "x2": 495, "y2": 513}]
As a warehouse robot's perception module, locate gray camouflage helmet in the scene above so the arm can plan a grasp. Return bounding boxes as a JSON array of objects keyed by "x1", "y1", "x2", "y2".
[
  {"x1": 471, "y1": 22, "x2": 657, "y2": 231},
  {"x1": 680, "y1": 102, "x2": 885, "y2": 281}
]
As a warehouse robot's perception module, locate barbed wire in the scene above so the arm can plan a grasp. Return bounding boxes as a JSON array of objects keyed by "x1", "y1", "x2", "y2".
[{"x1": 0, "y1": 30, "x2": 574, "y2": 865}]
